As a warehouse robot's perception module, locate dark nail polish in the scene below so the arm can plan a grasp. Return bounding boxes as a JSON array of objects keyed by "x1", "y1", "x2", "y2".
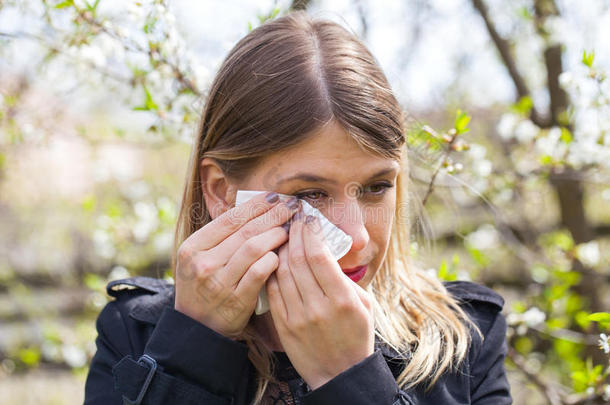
[
  {"x1": 266, "y1": 192, "x2": 279, "y2": 203},
  {"x1": 286, "y1": 196, "x2": 299, "y2": 210}
]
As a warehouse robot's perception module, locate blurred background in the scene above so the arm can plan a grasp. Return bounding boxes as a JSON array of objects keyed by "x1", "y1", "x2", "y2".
[{"x1": 0, "y1": 0, "x2": 609, "y2": 404}]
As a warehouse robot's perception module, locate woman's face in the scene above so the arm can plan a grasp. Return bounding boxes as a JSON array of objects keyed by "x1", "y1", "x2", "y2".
[{"x1": 235, "y1": 120, "x2": 401, "y2": 288}]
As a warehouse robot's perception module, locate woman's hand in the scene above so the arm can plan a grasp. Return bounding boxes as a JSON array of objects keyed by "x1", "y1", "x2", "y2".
[
  {"x1": 265, "y1": 208, "x2": 375, "y2": 390},
  {"x1": 174, "y1": 192, "x2": 299, "y2": 339}
]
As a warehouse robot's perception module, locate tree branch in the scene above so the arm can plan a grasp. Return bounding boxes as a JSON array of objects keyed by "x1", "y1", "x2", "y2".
[
  {"x1": 471, "y1": 0, "x2": 550, "y2": 128},
  {"x1": 290, "y1": 0, "x2": 311, "y2": 11},
  {"x1": 507, "y1": 347, "x2": 563, "y2": 405}
]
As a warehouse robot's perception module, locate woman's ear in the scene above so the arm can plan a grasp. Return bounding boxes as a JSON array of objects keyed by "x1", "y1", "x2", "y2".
[{"x1": 199, "y1": 158, "x2": 237, "y2": 219}]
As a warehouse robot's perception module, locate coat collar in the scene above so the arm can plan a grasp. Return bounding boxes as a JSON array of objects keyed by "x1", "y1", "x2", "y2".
[
  {"x1": 112, "y1": 277, "x2": 408, "y2": 377},
  {"x1": 107, "y1": 276, "x2": 504, "y2": 382}
]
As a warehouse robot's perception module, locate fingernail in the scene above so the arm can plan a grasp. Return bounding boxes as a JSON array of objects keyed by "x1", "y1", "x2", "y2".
[
  {"x1": 286, "y1": 196, "x2": 299, "y2": 210},
  {"x1": 281, "y1": 222, "x2": 291, "y2": 233},
  {"x1": 293, "y1": 207, "x2": 304, "y2": 221},
  {"x1": 266, "y1": 192, "x2": 279, "y2": 203}
]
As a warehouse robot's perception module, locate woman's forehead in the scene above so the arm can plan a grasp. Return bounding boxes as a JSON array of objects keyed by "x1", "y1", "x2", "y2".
[
  {"x1": 252, "y1": 152, "x2": 400, "y2": 189},
  {"x1": 267, "y1": 121, "x2": 398, "y2": 165},
  {"x1": 246, "y1": 120, "x2": 401, "y2": 187}
]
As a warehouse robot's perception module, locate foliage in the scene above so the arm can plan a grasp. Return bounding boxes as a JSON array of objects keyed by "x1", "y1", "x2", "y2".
[{"x1": 0, "y1": 1, "x2": 608, "y2": 404}]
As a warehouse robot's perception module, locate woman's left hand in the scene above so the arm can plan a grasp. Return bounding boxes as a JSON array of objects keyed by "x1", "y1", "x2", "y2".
[{"x1": 265, "y1": 208, "x2": 375, "y2": 390}]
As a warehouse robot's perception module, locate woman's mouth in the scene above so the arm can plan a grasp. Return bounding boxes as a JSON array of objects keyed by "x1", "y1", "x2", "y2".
[{"x1": 342, "y1": 265, "x2": 367, "y2": 282}]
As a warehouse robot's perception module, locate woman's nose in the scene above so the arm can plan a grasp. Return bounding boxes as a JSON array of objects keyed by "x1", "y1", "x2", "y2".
[{"x1": 329, "y1": 198, "x2": 369, "y2": 251}]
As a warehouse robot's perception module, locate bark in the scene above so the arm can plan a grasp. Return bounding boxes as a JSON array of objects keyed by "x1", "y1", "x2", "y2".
[
  {"x1": 290, "y1": 0, "x2": 311, "y2": 11},
  {"x1": 471, "y1": 0, "x2": 549, "y2": 128}
]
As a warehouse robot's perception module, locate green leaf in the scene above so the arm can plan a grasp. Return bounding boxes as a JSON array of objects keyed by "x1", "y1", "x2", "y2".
[
  {"x1": 106, "y1": 201, "x2": 122, "y2": 219},
  {"x1": 546, "y1": 317, "x2": 568, "y2": 330},
  {"x1": 539, "y1": 154, "x2": 553, "y2": 165},
  {"x1": 133, "y1": 86, "x2": 158, "y2": 112},
  {"x1": 81, "y1": 194, "x2": 96, "y2": 213},
  {"x1": 18, "y1": 347, "x2": 41, "y2": 367},
  {"x1": 258, "y1": 7, "x2": 281, "y2": 24},
  {"x1": 437, "y1": 259, "x2": 458, "y2": 281},
  {"x1": 518, "y1": 6, "x2": 533, "y2": 20},
  {"x1": 588, "y1": 312, "x2": 610, "y2": 322},
  {"x1": 540, "y1": 230, "x2": 574, "y2": 251},
  {"x1": 511, "y1": 301, "x2": 527, "y2": 313},
  {"x1": 454, "y1": 109, "x2": 471, "y2": 134},
  {"x1": 560, "y1": 127, "x2": 573, "y2": 144},
  {"x1": 85, "y1": 0, "x2": 100, "y2": 12},
  {"x1": 582, "y1": 50, "x2": 595, "y2": 68},
  {"x1": 55, "y1": 0, "x2": 74, "y2": 9},
  {"x1": 83, "y1": 273, "x2": 104, "y2": 291},
  {"x1": 466, "y1": 245, "x2": 490, "y2": 267},
  {"x1": 511, "y1": 96, "x2": 533, "y2": 116},
  {"x1": 574, "y1": 311, "x2": 591, "y2": 330},
  {"x1": 514, "y1": 336, "x2": 533, "y2": 354},
  {"x1": 587, "y1": 312, "x2": 610, "y2": 329}
]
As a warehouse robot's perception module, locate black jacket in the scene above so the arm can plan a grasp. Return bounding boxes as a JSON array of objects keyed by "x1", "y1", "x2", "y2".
[{"x1": 83, "y1": 276, "x2": 512, "y2": 404}]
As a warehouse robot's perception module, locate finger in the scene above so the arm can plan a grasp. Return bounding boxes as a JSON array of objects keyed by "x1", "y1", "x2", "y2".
[
  {"x1": 233, "y1": 250, "x2": 279, "y2": 306},
  {"x1": 220, "y1": 226, "x2": 288, "y2": 287},
  {"x1": 212, "y1": 196, "x2": 299, "y2": 263},
  {"x1": 302, "y1": 215, "x2": 350, "y2": 296},
  {"x1": 288, "y1": 210, "x2": 325, "y2": 306},
  {"x1": 276, "y1": 242, "x2": 304, "y2": 320},
  {"x1": 266, "y1": 273, "x2": 288, "y2": 328},
  {"x1": 182, "y1": 191, "x2": 280, "y2": 253},
  {"x1": 350, "y1": 281, "x2": 373, "y2": 314}
]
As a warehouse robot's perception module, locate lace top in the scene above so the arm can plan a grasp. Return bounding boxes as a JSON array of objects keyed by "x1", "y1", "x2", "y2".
[{"x1": 260, "y1": 351, "x2": 310, "y2": 405}]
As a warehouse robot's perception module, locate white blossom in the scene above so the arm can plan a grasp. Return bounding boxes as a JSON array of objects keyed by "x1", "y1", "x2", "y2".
[
  {"x1": 558, "y1": 71, "x2": 573, "y2": 90},
  {"x1": 576, "y1": 241, "x2": 600, "y2": 266},
  {"x1": 61, "y1": 344, "x2": 87, "y2": 368},
  {"x1": 132, "y1": 201, "x2": 159, "y2": 242},
  {"x1": 79, "y1": 44, "x2": 107, "y2": 68},
  {"x1": 465, "y1": 224, "x2": 499, "y2": 250},
  {"x1": 535, "y1": 126, "x2": 567, "y2": 160},
  {"x1": 603, "y1": 384, "x2": 610, "y2": 402},
  {"x1": 467, "y1": 143, "x2": 487, "y2": 160},
  {"x1": 121, "y1": 180, "x2": 150, "y2": 201},
  {"x1": 93, "y1": 229, "x2": 116, "y2": 259},
  {"x1": 522, "y1": 307, "x2": 546, "y2": 327},
  {"x1": 599, "y1": 333, "x2": 610, "y2": 354},
  {"x1": 514, "y1": 119, "x2": 539, "y2": 143},
  {"x1": 153, "y1": 231, "x2": 173, "y2": 252},
  {"x1": 496, "y1": 113, "x2": 520, "y2": 140},
  {"x1": 108, "y1": 265, "x2": 130, "y2": 281},
  {"x1": 473, "y1": 159, "x2": 492, "y2": 177}
]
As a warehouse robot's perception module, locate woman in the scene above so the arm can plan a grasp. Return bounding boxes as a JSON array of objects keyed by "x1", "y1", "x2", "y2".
[{"x1": 84, "y1": 10, "x2": 512, "y2": 405}]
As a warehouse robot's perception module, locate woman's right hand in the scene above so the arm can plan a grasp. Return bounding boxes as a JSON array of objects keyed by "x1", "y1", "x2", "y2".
[{"x1": 174, "y1": 191, "x2": 300, "y2": 339}]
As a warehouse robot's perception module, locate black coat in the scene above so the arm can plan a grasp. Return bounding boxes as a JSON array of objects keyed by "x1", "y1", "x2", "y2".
[{"x1": 83, "y1": 276, "x2": 512, "y2": 404}]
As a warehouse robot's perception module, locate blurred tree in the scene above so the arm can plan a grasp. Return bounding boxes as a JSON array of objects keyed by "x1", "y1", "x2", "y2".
[{"x1": 0, "y1": 1, "x2": 608, "y2": 404}]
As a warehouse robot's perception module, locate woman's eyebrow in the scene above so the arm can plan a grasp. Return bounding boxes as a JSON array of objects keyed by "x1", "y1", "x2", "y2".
[{"x1": 276, "y1": 167, "x2": 398, "y2": 185}]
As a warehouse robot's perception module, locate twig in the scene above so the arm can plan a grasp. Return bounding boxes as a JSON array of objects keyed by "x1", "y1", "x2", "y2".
[
  {"x1": 470, "y1": 0, "x2": 550, "y2": 128},
  {"x1": 421, "y1": 130, "x2": 458, "y2": 206},
  {"x1": 507, "y1": 347, "x2": 564, "y2": 405}
]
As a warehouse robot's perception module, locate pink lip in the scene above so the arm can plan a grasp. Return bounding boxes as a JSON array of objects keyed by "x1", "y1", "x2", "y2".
[{"x1": 342, "y1": 265, "x2": 367, "y2": 282}]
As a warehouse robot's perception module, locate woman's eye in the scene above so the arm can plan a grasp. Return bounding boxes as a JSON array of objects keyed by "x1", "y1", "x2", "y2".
[
  {"x1": 366, "y1": 182, "x2": 394, "y2": 195},
  {"x1": 295, "y1": 191, "x2": 326, "y2": 201},
  {"x1": 294, "y1": 182, "x2": 393, "y2": 201}
]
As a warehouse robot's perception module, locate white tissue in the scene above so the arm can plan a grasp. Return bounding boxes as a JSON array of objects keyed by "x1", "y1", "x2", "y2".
[{"x1": 234, "y1": 190, "x2": 353, "y2": 315}]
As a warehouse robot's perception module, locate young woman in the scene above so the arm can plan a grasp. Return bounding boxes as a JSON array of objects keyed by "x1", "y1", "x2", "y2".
[{"x1": 84, "y1": 10, "x2": 512, "y2": 405}]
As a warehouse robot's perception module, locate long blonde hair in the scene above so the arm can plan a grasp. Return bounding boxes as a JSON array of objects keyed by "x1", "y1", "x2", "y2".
[{"x1": 171, "y1": 10, "x2": 478, "y2": 402}]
